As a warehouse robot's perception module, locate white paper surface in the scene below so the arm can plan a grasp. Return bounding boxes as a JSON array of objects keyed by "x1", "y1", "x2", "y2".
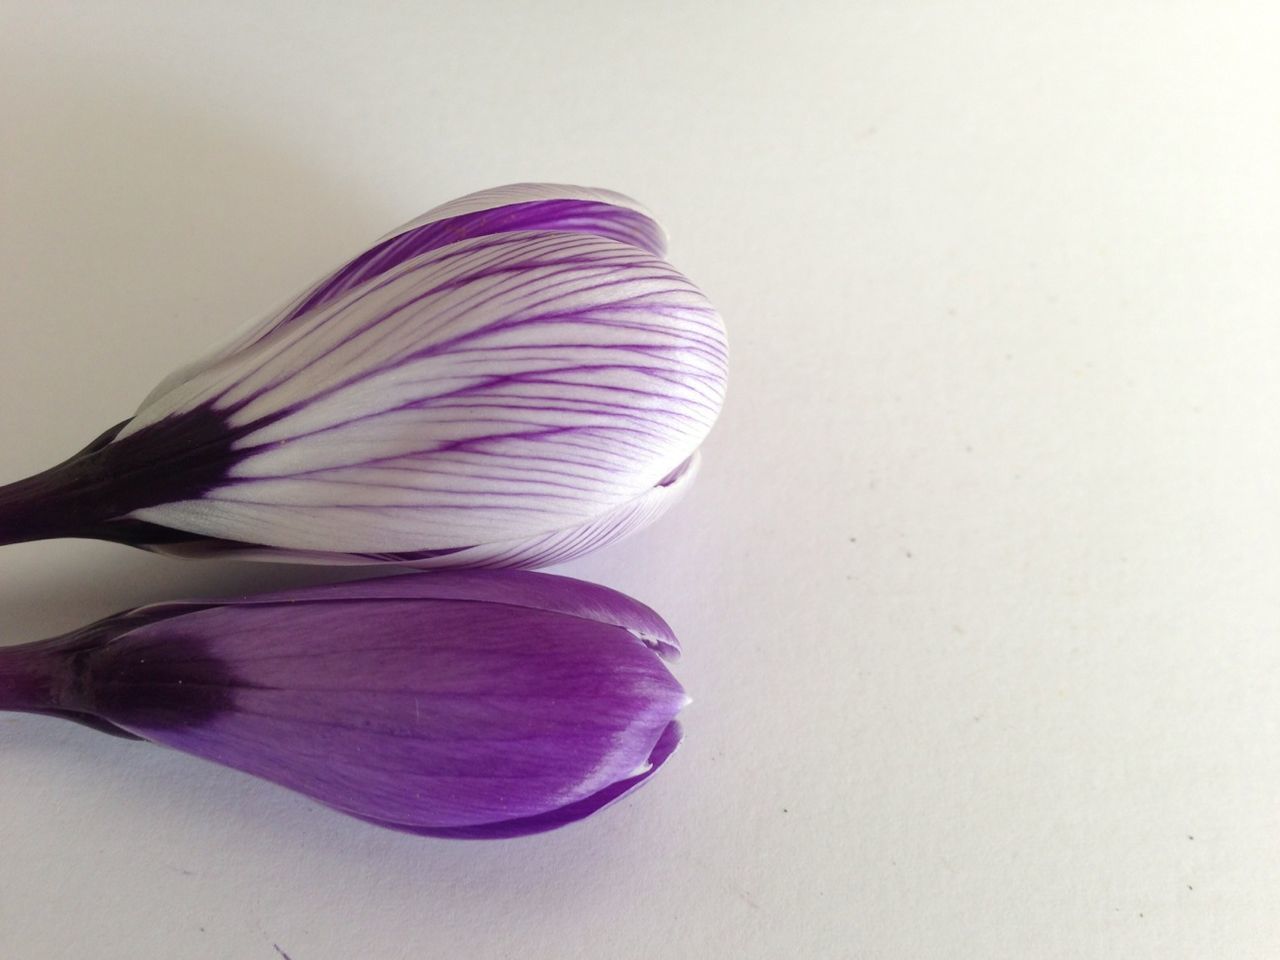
[{"x1": 0, "y1": 3, "x2": 1277, "y2": 957}]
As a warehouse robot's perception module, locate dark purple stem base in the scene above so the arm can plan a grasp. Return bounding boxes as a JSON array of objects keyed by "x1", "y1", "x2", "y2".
[
  {"x1": 0, "y1": 643, "x2": 57, "y2": 714},
  {"x1": 0, "y1": 408, "x2": 242, "y2": 548}
]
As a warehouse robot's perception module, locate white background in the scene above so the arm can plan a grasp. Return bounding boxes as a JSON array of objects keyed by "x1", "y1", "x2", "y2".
[{"x1": 1, "y1": 3, "x2": 1277, "y2": 958}]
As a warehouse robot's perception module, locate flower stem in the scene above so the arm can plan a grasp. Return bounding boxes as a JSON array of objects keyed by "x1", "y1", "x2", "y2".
[
  {"x1": 0, "y1": 643, "x2": 57, "y2": 713},
  {"x1": 0, "y1": 465, "x2": 90, "y2": 545},
  {"x1": 0, "y1": 421, "x2": 131, "y2": 547}
]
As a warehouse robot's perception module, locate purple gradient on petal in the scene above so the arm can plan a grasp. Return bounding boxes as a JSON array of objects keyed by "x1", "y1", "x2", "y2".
[
  {"x1": 282, "y1": 199, "x2": 667, "y2": 326},
  {"x1": 382, "y1": 720, "x2": 683, "y2": 839},
  {"x1": 90, "y1": 569, "x2": 677, "y2": 659},
  {"x1": 192, "y1": 568, "x2": 680, "y2": 658},
  {"x1": 21, "y1": 575, "x2": 687, "y2": 837}
]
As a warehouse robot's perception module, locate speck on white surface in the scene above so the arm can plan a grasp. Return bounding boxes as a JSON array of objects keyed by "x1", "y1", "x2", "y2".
[{"x1": 0, "y1": 4, "x2": 1277, "y2": 958}]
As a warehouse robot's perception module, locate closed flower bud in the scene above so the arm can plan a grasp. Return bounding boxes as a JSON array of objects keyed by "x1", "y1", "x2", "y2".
[
  {"x1": 0, "y1": 570, "x2": 685, "y2": 838},
  {"x1": 0, "y1": 184, "x2": 727, "y2": 567}
]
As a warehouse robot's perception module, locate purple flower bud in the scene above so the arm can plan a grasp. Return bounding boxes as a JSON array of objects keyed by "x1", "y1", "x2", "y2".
[
  {"x1": 0, "y1": 184, "x2": 727, "y2": 567},
  {"x1": 0, "y1": 571, "x2": 685, "y2": 838}
]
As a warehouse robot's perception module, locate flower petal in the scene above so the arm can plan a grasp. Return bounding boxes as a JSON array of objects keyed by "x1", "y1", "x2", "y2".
[
  {"x1": 396, "y1": 450, "x2": 700, "y2": 570},
  {"x1": 123, "y1": 231, "x2": 726, "y2": 554},
  {"x1": 143, "y1": 184, "x2": 665, "y2": 406},
  {"x1": 144, "y1": 453, "x2": 700, "y2": 584},
  {"x1": 378, "y1": 182, "x2": 667, "y2": 254},
  {"x1": 131, "y1": 568, "x2": 681, "y2": 658},
  {"x1": 380, "y1": 720, "x2": 683, "y2": 839},
  {"x1": 74, "y1": 595, "x2": 685, "y2": 834},
  {"x1": 279, "y1": 185, "x2": 669, "y2": 337}
]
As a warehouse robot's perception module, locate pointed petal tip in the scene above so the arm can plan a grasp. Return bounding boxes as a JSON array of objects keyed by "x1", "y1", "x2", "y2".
[{"x1": 633, "y1": 624, "x2": 681, "y2": 661}]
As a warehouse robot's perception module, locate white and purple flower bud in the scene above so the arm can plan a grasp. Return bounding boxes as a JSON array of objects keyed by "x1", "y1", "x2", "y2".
[
  {"x1": 0, "y1": 184, "x2": 727, "y2": 567},
  {"x1": 0, "y1": 570, "x2": 685, "y2": 838}
]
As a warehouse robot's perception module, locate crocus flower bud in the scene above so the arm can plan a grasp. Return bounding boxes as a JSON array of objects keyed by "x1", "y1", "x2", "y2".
[
  {"x1": 0, "y1": 570, "x2": 685, "y2": 838},
  {"x1": 0, "y1": 183, "x2": 727, "y2": 567}
]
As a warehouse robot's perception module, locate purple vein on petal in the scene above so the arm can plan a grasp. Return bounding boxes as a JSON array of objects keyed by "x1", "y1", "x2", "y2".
[
  {"x1": 282, "y1": 198, "x2": 667, "y2": 324},
  {"x1": 94, "y1": 187, "x2": 725, "y2": 558}
]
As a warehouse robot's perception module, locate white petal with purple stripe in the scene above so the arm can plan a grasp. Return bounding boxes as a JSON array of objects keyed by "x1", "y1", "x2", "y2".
[
  {"x1": 0, "y1": 183, "x2": 726, "y2": 567},
  {"x1": 124, "y1": 206, "x2": 725, "y2": 555}
]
